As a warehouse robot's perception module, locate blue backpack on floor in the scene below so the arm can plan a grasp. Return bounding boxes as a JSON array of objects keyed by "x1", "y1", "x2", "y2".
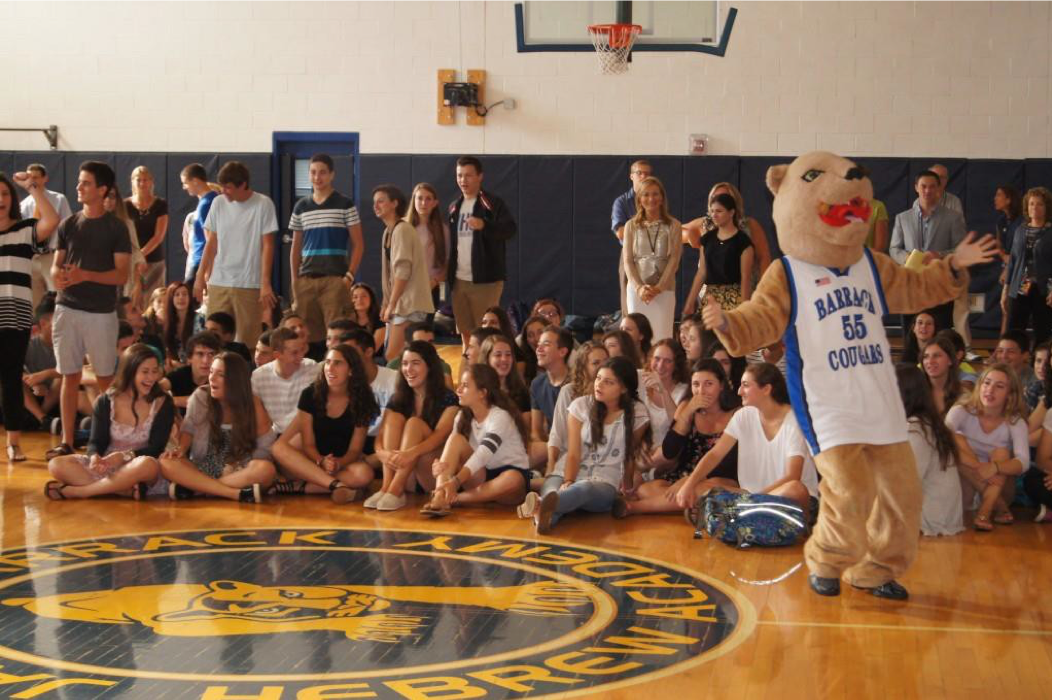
[{"x1": 694, "y1": 489, "x2": 809, "y2": 548}]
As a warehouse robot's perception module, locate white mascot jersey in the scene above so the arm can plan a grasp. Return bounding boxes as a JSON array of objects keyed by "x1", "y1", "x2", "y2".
[{"x1": 781, "y1": 248, "x2": 907, "y2": 455}]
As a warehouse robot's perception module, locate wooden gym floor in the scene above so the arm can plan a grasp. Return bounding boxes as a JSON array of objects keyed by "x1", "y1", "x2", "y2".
[
  {"x1": 0, "y1": 427, "x2": 1049, "y2": 700},
  {"x1": 0, "y1": 343, "x2": 1044, "y2": 699}
]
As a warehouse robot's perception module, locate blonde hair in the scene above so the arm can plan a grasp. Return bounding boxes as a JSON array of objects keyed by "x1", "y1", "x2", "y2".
[
  {"x1": 130, "y1": 166, "x2": 155, "y2": 198},
  {"x1": 963, "y1": 363, "x2": 1026, "y2": 424},
  {"x1": 631, "y1": 176, "x2": 673, "y2": 227}
]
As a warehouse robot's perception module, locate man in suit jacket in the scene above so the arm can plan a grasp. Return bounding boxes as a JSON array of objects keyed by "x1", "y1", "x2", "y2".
[{"x1": 890, "y1": 170, "x2": 968, "y2": 330}]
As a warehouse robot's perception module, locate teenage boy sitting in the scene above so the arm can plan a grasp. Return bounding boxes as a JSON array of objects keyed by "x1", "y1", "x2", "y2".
[
  {"x1": 204, "y1": 311, "x2": 254, "y2": 367},
  {"x1": 160, "y1": 331, "x2": 222, "y2": 410}
]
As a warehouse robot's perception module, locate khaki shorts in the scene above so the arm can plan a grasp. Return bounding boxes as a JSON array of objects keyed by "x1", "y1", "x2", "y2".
[
  {"x1": 293, "y1": 275, "x2": 352, "y2": 343},
  {"x1": 53, "y1": 305, "x2": 118, "y2": 377},
  {"x1": 451, "y1": 279, "x2": 503, "y2": 336},
  {"x1": 208, "y1": 285, "x2": 263, "y2": 351}
]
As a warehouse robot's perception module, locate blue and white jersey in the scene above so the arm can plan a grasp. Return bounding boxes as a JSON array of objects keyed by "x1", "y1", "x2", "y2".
[{"x1": 781, "y1": 249, "x2": 907, "y2": 455}]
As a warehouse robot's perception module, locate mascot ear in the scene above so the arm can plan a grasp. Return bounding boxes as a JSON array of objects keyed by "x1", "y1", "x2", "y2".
[{"x1": 766, "y1": 164, "x2": 789, "y2": 196}]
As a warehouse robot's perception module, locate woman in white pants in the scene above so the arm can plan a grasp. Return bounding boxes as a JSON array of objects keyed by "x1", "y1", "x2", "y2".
[{"x1": 622, "y1": 177, "x2": 682, "y2": 342}]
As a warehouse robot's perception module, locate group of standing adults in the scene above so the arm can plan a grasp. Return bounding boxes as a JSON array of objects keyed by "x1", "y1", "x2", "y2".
[{"x1": 612, "y1": 159, "x2": 772, "y2": 344}]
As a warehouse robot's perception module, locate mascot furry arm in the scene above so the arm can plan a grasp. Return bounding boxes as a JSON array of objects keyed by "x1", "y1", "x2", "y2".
[
  {"x1": 711, "y1": 255, "x2": 968, "y2": 357},
  {"x1": 705, "y1": 151, "x2": 985, "y2": 356}
]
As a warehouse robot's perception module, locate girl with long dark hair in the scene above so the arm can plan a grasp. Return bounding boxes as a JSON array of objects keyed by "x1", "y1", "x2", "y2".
[
  {"x1": 160, "y1": 352, "x2": 275, "y2": 503},
  {"x1": 921, "y1": 336, "x2": 964, "y2": 415},
  {"x1": 365, "y1": 340, "x2": 458, "y2": 511},
  {"x1": 479, "y1": 334, "x2": 531, "y2": 413},
  {"x1": 271, "y1": 344, "x2": 379, "y2": 502},
  {"x1": 422, "y1": 364, "x2": 530, "y2": 516},
  {"x1": 896, "y1": 365, "x2": 963, "y2": 536},
  {"x1": 534, "y1": 357, "x2": 651, "y2": 533},
  {"x1": 45, "y1": 344, "x2": 175, "y2": 499},
  {"x1": 602, "y1": 329, "x2": 643, "y2": 370},
  {"x1": 671, "y1": 363, "x2": 818, "y2": 512},
  {"x1": 683, "y1": 192, "x2": 755, "y2": 317},
  {"x1": 350, "y1": 282, "x2": 385, "y2": 353},
  {"x1": 163, "y1": 281, "x2": 197, "y2": 369},
  {"x1": 516, "y1": 314, "x2": 547, "y2": 384},
  {"x1": 518, "y1": 340, "x2": 609, "y2": 519},
  {"x1": 620, "y1": 312, "x2": 653, "y2": 357},
  {"x1": 902, "y1": 311, "x2": 939, "y2": 365},
  {"x1": 0, "y1": 171, "x2": 58, "y2": 461},
  {"x1": 480, "y1": 305, "x2": 528, "y2": 373},
  {"x1": 622, "y1": 359, "x2": 738, "y2": 515}
]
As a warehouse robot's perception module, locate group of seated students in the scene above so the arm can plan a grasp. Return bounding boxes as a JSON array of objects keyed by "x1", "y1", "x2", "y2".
[{"x1": 34, "y1": 283, "x2": 1052, "y2": 539}]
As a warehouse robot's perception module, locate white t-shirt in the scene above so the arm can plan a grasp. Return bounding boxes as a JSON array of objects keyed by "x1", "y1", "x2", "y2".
[
  {"x1": 724, "y1": 406, "x2": 818, "y2": 497},
  {"x1": 455, "y1": 196, "x2": 477, "y2": 282},
  {"x1": 203, "y1": 192, "x2": 279, "y2": 288},
  {"x1": 21, "y1": 189, "x2": 72, "y2": 250},
  {"x1": 455, "y1": 405, "x2": 529, "y2": 474},
  {"x1": 639, "y1": 374, "x2": 689, "y2": 449},
  {"x1": 369, "y1": 366, "x2": 400, "y2": 438},
  {"x1": 567, "y1": 395, "x2": 650, "y2": 489},
  {"x1": 251, "y1": 359, "x2": 319, "y2": 433}
]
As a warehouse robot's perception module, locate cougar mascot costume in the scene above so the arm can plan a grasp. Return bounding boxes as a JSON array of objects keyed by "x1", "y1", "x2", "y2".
[{"x1": 703, "y1": 151, "x2": 995, "y2": 600}]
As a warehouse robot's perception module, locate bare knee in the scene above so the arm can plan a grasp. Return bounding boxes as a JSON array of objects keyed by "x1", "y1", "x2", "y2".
[
  {"x1": 127, "y1": 457, "x2": 160, "y2": 481},
  {"x1": 247, "y1": 459, "x2": 277, "y2": 486}
]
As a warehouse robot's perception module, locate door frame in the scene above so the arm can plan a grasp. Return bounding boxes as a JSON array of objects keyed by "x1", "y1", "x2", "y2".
[{"x1": 270, "y1": 131, "x2": 361, "y2": 298}]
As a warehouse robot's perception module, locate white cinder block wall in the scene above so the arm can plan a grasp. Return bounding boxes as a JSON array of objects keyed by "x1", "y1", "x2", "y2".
[{"x1": 2, "y1": 1, "x2": 1050, "y2": 158}]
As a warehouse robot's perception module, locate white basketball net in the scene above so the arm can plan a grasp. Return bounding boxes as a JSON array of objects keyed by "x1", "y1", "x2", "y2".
[{"x1": 588, "y1": 24, "x2": 641, "y2": 75}]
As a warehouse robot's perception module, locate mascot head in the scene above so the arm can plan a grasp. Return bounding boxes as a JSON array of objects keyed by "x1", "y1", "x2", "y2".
[{"x1": 766, "y1": 151, "x2": 874, "y2": 270}]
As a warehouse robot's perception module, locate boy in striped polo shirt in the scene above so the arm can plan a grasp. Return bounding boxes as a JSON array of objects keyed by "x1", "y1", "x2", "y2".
[{"x1": 289, "y1": 154, "x2": 363, "y2": 352}]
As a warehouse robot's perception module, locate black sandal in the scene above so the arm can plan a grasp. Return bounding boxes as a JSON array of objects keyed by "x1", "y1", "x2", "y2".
[
  {"x1": 132, "y1": 483, "x2": 149, "y2": 501},
  {"x1": 329, "y1": 480, "x2": 356, "y2": 504},
  {"x1": 45, "y1": 443, "x2": 74, "y2": 460},
  {"x1": 44, "y1": 480, "x2": 67, "y2": 500},
  {"x1": 270, "y1": 480, "x2": 307, "y2": 496}
]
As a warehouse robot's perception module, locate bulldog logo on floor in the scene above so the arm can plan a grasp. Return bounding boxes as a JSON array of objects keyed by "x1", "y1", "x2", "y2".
[{"x1": 0, "y1": 528, "x2": 754, "y2": 699}]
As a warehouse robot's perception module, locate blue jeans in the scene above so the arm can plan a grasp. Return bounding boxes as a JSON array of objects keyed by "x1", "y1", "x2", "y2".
[{"x1": 544, "y1": 476, "x2": 619, "y2": 526}]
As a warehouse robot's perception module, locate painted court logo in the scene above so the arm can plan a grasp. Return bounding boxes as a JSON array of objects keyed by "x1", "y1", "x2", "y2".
[{"x1": 0, "y1": 528, "x2": 754, "y2": 699}]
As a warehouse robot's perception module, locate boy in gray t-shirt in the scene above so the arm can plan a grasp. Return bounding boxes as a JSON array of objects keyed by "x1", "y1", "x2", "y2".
[{"x1": 48, "y1": 161, "x2": 131, "y2": 457}]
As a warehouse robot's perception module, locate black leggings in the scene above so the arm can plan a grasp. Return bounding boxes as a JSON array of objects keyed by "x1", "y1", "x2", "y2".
[
  {"x1": 1023, "y1": 468, "x2": 1052, "y2": 509},
  {"x1": 0, "y1": 328, "x2": 30, "y2": 432},
  {"x1": 1008, "y1": 286, "x2": 1052, "y2": 347}
]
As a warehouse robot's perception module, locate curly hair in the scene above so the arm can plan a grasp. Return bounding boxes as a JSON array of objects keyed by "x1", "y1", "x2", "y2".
[
  {"x1": 454, "y1": 364, "x2": 529, "y2": 449},
  {"x1": 569, "y1": 341, "x2": 608, "y2": 401},
  {"x1": 310, "y1": 344, "x2": 379, "y2": 428},
  {"x1": 650, "y1": 338, "x2": 689, "y2": 385},
  {"x1": 1024, "y1": 186, "x2": 1052, "y2": 225}
]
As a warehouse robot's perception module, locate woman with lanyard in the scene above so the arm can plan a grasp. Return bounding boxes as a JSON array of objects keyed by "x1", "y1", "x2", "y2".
[
  {"x1": 0, "y1": 173, "x2": 58, "y2": 461},
  {"x1": 622, "y1": 177, "x2": 683, "y2": 342},
  {"x1": 1002, "y1": 187, "x2": 1052, "y2": 346}
]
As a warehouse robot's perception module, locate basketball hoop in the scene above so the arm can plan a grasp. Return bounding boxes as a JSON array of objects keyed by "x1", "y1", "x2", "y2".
[{"x1": 588, "y1": 23, "x2": 642, "y2": 75}]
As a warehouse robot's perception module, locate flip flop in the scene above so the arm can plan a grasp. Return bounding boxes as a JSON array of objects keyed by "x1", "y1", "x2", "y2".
[
  {"x1": 973, "y1": 514, "x2": 994, "y2": 532},
  {"x1": 993, "y1": 511, "x2": 1014, "y2": 525},
  {"x1": 44, "y1": 481, "x2": 67, "y2": 501},
  {"x1": 44, "y1": 443, "x2": 74, "y2": 460},
  {"x1": 6, "y1": 446, "x2": 26, "y2": 463},
  {"x1": 419, "y1": 494, "x2": 452, "y2": 518}
]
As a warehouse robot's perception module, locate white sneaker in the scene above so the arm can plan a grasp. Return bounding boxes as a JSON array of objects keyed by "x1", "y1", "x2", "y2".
[
  {"x1": 517, "y1": 492, "x2": 539, "y2": 519},
  {"x1": 376, "y1": 493, "x2": 406, "y2": 511},
  {"x1": 1036, "y1": 504, "x2": 1052, "y2": 523},
  {"x1": 363, "y1": 491, "x2": 384, "y2": 509}
]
